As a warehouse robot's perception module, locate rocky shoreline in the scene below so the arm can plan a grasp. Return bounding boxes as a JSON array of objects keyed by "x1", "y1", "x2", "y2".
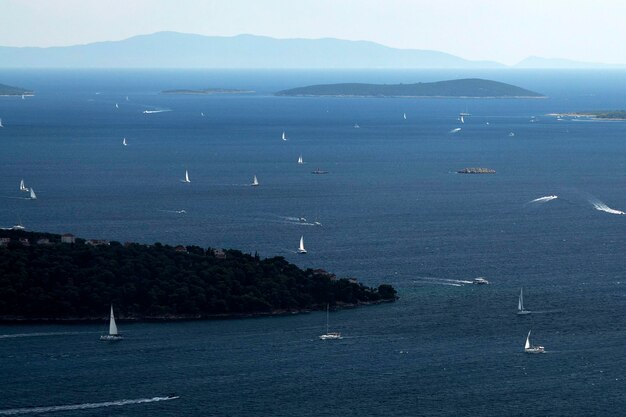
[{"x1": 0, "y1": 299, "x2": 396, "y2": 323}]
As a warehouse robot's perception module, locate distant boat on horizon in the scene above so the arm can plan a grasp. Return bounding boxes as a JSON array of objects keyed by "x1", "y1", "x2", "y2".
[
  {"x1": 517, "y1": 288, "x2": 531, "y2": 315},
  {"x1": 100, "y1": 305, "x2": 123, "y2": 341},
  {"x1": 311, "y1": 168, "x2": 328, "y2": 174},
  {"x1": 353, "y1": 123, "x2": 360, "y2": 129},
  {"x1": 509, "y1": 132, "x2": 516, "y2": 137},
  {"x1": 297, "y1": 236, "x2": 307, "y2": 254},
  {"x1": 251, "y1": 175, "x2": 259, "y2": 186},
  {"x1": 181, "y1": 170, "x2": 191, "y2": 183},
  {"x1": 29, "y1": 188, "x2": 37, "y2": 200},
  {"x1": 319, "y1": 304, "x2": 342, "y2": 340},
  {"x1": 115, "y1": 103, "x2": 119, "y2": 109},
  {"x1": 282, "y1": 131, "x2": 287, "y2": 141},
  {"x1": 19, "y1": 179, "x2": 29, "y2": 192},
  {"x1": 122, "y1": 137, "x2": 127, "y2": 146},
  {"x1": 297, "y1": 154, "x2": 304, "y2": 164},
  {"x1": 403, "y1": 112, "x2": 407, "y2": 120},
  {"x1": 524, "y1": 330, "x2": 545, "y2": 354}
]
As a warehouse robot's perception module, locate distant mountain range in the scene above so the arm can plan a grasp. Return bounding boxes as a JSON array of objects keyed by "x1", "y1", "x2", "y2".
[{"x1": 0, "y1": 32, "x2": 621, "y2": 69}]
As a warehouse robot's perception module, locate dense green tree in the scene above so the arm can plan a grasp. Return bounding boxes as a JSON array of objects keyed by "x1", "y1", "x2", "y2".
[{"x1": 0, "y1": 230, "x2": 396, "y2": 320}]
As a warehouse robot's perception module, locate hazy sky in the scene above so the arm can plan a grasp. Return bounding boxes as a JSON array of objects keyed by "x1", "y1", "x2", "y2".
[{"x1": 1, "y1": 0, "x2": 625, "y2": 65}]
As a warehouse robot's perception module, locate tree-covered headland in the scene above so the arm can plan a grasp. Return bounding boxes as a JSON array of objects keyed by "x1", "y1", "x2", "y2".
[{"x1": 0, "y1": 230, "x2": 397, "y2": 321}]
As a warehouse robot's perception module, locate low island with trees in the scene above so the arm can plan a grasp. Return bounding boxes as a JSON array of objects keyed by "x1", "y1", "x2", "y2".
[
  {"x1": 549, "y1": 110, "x2": 626, "y2": 120},
  {"x1": 276, "y1": 78, "x2": 544, "y2": 98},
  {"x1": 0, "y1": 230, "x2": 397, "y2": 322},
  {"x1": 0, "y1": 82, "x2": 34, "y2": 96}
]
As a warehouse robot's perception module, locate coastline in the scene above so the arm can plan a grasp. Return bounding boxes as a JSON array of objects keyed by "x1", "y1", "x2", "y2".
[
  {"x1": 278, "y1": 94, "x2": 547, "y2": 99},
  {"x1": 0, "y1": 299, "x2": 396, "y2": 324}
]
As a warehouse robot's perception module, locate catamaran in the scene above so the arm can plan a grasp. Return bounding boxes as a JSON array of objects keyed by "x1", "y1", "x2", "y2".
[
  {"x1": 122, "y1": 138, "x2": 127, "y2": 146},
  {"x1": 517, "y1": 288, "x2": 531, "y2": 315},
  {"x1": 19, "y1": 179, "x2": 29, "y2": 192},
  {"x1": 100, "y1": 305, "x2": 123, "y2": 341},
  {"x1": 524, "y1": 330, "x2": 544, "y2": 354},
  {"x1": 319, "y1": 304, "x2": 342, "y2": 340},
  {"x1": 29, "y1": 188, "x2": 37, "y2": 200},
  {"x1": 297, "y1": 236, "x2": 307, "y2": 254},
  {"x1": 282, "y1": 131, "x2": 287, "y2": 141},
  {"x1": 251, "y1": 175, "x2": 259, "y2": 186},
  {"x1": 298, "y1": 154, "x2": 304, "y2": 164},
  {"x1": 181, "y1": 170, "x2": 191, "y2": 183}
]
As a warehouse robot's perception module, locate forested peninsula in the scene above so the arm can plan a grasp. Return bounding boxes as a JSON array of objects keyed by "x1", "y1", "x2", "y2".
[
  {"x1": 0, "y1": 230, "x2": 397, "y2": 322},
  {"x1": 276, "y1": 78, "x2": 544, "y2": 98},
  {"x1": 0, "y1": 83, "x2": 33, "y2": 96}
]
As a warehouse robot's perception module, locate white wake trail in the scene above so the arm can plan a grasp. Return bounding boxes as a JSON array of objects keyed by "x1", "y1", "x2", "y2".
[
  {"x1": 589, "y1": 198, "x2": 625, "y2": 215},
  {"x1": 528, "y1": 195, "x2": 558, "y2": 204},
  {"x1": 0, "y1": 331, "x2": 93, "y2": 339},
  {"x1": 0, "y1": 396, "x2": 179, "y2": 415}
]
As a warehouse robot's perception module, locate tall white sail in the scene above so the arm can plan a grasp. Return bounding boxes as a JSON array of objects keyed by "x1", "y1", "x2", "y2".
[
  {"x1": 460, "y1": 115, "x2": 465, "y2": 124},
  {"x1": 29, "y1": 188, "x2": 37, "y2": 200},
  {"x1": 298, "y1": 236, "x2": 306, "y2": 253},
  {"x1": 109, "y1": 305, "x2": 118, "y2": 336},
  {"x1": 183, "y1": 170, "x2": 190, "y2": 183},
  {"x1": 298, "y1": 154, "x2": 303, "y2": 164},
  {"x1": 403, "y1": 113, "x2": 407, "y2": 120},
  {"x1": 518, "y1": 288, "x2": 524, "y2": 311},
  {"x1": 525, "y1": 331, "x2": 531, "y2": 350},
  {"x1": 252, "y1": 175, "x2": 259, "y2": 186},
  {"x1": 282, "y1": 131, "x2": 287, "y2": 141},
  {"x1": 0, "y1": 118, "x2": 3, "y2": 127},
  {"x1": 122, "y1": 138, "x2": 127, "y2": 146},
  {"x1": 20, "y1": 179, "x2": 29, "y2": 192}
]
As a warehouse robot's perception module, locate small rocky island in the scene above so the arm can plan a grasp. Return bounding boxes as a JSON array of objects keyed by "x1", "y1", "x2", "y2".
[
  {"x1": 0, "y1": 230, "x2": 397, "y2": 321},
  {"x1": 161, "y1": 88, "x2": 255, "y2": 95},
  {"x1": 549, "y1": 110, "x2": 626, "y2": 120},
  {"x1": 276, "y1": 78, "x2": 544, "y2": 98},
  {"x1": 0, "y1": 82, "x2": 33, "y2": 96},
  {"x1": 457, "y1": 167, "x2": 496, "y2": 174}
]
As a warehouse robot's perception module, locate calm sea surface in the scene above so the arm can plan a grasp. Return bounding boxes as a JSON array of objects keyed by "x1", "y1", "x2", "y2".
[{"x1": 1, "y1": 69, "x2": 625, "y2": 416}]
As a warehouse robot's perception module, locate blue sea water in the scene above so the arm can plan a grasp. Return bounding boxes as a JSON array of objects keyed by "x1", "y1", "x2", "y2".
[{"x1": 0, "y1": 69, "x2": 626, "y2": 416}]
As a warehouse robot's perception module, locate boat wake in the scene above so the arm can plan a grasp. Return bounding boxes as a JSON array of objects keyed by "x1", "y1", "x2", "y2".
[
  {"x1": 589, "y1": 198, "x2": 625, "y2": 215},
  {"x1": 528, "y1": 195, "x2": 558, "y2": 204},
  {"x1": 142, "y1": 109, "x2": 171, "y2": 114},
  {"x1": 413, "y1": 276, "x2": 474, "y2": 287},
  {"x1": 157, "y1": 209, "x2": 187, "y2": 214},
  {"x1": 0, "y1": 331, "x2": 95, "y2": 339},
  {"x1": 0, "y1": 396, "x2": 179, "y2": 415}
]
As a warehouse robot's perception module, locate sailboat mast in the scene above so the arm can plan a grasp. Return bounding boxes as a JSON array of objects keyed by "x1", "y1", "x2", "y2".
[{"x1": 326, "y1": 304, "x2": 330, "y2": 334}]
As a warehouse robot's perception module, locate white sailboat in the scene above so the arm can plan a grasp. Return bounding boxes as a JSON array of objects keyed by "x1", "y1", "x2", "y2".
[
  {"x1": 297, "y1": 236, "x2": 307, "y2": 254},
  {"x1": 251, "y1": 175, "x2": 259, "y2": 186},
  {"x1": 122, "y1": 137, "x2": 127, "y2": 146},
  {"x1": 517, "y1": 288, "x2": 531, "y2": 315},
  {"x1": 0, "y1": 118, "x2": 3, "y2": 127},
  {"x1": 319, "y1": 304, "x2": 342, "y2": 340},
  {"x1": 115, "y1": 103, "x2": 119, "y2": 109},
  {"x1": 282, "y1": 131, "x2": 287, "y2": 141},
  {"x1": 524, "y1": 330, "x2": 544, "y2": 354},
  {"x1": 29, "y1": 188, "x2": 37, "y2": 200},
  {"x1": 403, "y1": 112, "x2": 407, "y2": 120},
  {"x1": 181, "y1": 170, "x2": 191, "y2": 183},
  {"x1": 19, "y1": 179, "x2": 29, "y2": 192},
  {"x1": 297, "y1": 154, "x2": 304, "y2": 165},
  {"x1": 100, "y1": 305, "x2": 123, "y2": 341},
  {"x1": 460, "y1": 115, "x2": 465, "y2": 124},
  {"x1": 353, "y1": 123, "x2": 360, "y2": 129}
]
